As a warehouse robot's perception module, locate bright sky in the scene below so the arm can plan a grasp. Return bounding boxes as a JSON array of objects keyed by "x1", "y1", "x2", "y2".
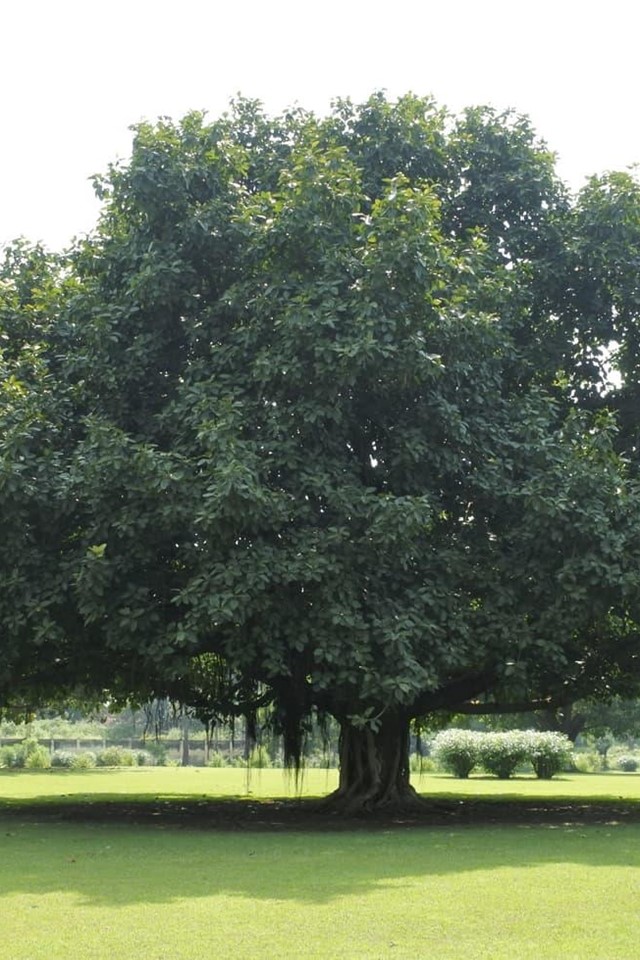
[{"x1": 2, "y1": 0, "x2": 639, "y2": 251}]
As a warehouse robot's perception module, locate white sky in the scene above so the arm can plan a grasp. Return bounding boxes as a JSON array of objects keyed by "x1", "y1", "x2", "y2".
[{"x1": 2, "y1": 0, "x2": 639, "y2": 251}]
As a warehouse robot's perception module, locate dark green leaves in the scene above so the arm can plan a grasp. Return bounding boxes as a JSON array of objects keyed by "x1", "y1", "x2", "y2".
[{"x1": 1, "y1": 94, "x2": 639, "y2": 733}]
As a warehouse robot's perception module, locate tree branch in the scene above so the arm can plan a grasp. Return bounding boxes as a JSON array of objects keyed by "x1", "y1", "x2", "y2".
[
  {"x1": 453, "y1": 697, "x2": 566, "y2": 715},
  {"x1": 412, "y1": 669, "x2": 497, "y2": 716}
]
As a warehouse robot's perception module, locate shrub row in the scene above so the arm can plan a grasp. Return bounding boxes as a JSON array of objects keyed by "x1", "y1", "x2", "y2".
[
  {"x1": 0, "y1": 740, "x2": 155, "y2": 770},
  {"x1": 431, "y1": 729, "x2": 573, "y2": 779},
  {"x1": 208, "y1": 746, "x2": 277, "y2": 769},
  {"x1": 52, "y1": 746, "x2": 155, "y2": 768},
  {"x1": 0, "y1": 738, "x2": 51, "y2": 769}
]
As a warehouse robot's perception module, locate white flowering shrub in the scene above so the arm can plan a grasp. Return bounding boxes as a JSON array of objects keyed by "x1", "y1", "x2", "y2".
[
  {"x1": 524, "y1": 731, "x2": 572, "y2": 779},
  {"x1": 432, "y1": 728, "x2": 574, "y2": 780},
  {"x1": 479, "y1": 731, "x2": 529, "y2": 779},
  {"x1": 431, "y1": 729, "x2": 482, "y2": 778}
]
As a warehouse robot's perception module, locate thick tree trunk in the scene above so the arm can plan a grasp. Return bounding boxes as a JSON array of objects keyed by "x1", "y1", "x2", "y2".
[{"x1": 323, "y1": 713, "x2": 424, "y2": 814}]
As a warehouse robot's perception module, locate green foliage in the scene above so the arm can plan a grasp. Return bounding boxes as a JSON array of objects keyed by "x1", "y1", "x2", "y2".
[
  {"x1": 432, "y1": 729, "x2": 482, "y2": 778},
  {"x1": 410, "y1": 754, "x2": 436, "y2": 774},
  {"x1": 567, "y1": 698, "x2": 640, "y2": 743},
  {"x1": 70, "y1": 751, "x2": 97, "y2": 769},
  {"x1": 144, "y1": 741, "x2": 168, "y2": 766},
  {"x1": 592, "y1": 735, "x2": 614, "y2": 770},
  {"x1": 303, "y1": 749, "x2": 339, "y2": 769},
  {"x1": 50, "y1": 750, "x2": 74, "y2": 768},
  {"x1": 478, "y1": 732, "x2": 529, "y2": 779},
  {"x1": 95, "y1": 746, "x2": 136, "y2": 767},
  {"x1": 0, "y1": 745, "x2": 20, "y2": 768},
  {"x1": 2, "y1": 94, "x2": 640, "y2": 807},
  {"x1": 0, "y1": 737, "x2": 47, "y2": 769},
  {"x1": 433, "y1": 729, "x2": 572, "y2": 779},
  {"x1": 24, "y1": 744, "x2": 51, "y2": 769},
  {"x1": 524, "y1": 731, "x2": 572, "y2": 779},
  {"x1": 206, "y1": 751, "x2": 228, "y2": 768},
  {"x1": 247, "y1": 745, "x2": 272, "y2": 769},
  {"x1": 572, "y1": 752, "x2": 601, "y2": 774},
  {"x1": 617, "y1": 755, "x2": 638, "y2": 772}
]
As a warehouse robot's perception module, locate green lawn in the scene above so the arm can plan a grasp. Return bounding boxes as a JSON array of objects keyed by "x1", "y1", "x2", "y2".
[
  {"x1": 1, "y1": 769, "x2": 640, "y2": 959},
  {"x1": 0, "y1": 765, "x2": 338, "y2": 805},
  {"x1": 1, "y1": 765, "x2": 640, "y2": 806}
]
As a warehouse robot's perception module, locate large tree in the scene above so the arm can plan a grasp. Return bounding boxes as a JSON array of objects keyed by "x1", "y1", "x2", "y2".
[{"x1": 2, "y1": 95, "x2": 640, "y2": 811}]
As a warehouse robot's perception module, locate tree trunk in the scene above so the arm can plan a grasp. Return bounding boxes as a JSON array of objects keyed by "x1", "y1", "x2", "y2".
[
  {"x1": 180, "y1": 709, "x2": 190, "y2": 767},
  {"x1": 323, "y1": 713, "x2": 424, "y2": 814}
]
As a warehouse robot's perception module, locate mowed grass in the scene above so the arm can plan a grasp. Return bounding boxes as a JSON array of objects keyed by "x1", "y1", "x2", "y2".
[
  {"x1": 1, "y1": 769, "x2": 640, "y2": 959},
  {"x1": 0, "y1": 766, "x2": 338, "y2": 806},
  {"x1": 2, "y1": 765, "x2": 640, "y2": 806}
]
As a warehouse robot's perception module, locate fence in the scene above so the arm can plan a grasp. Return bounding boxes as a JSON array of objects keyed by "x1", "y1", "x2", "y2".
[{"x1": 0, "y1": 737, "x2": 249, "y2": 766}]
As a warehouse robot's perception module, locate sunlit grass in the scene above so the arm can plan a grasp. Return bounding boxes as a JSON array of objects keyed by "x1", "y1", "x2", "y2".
[
  {"x1": 2, "y1": 769, "x2": 640, "y2": 959},
  {"x1": 1, "y1": 815, "x2": 640, "y2": 959},
  {"x1": 412, "y1": 768, "x2": 640, "y2": 803},
  {"x1": 0, "y1": 766, "x2": 337, "y2": 805},
  {"x1": 1, "y1": 765, "x2": 639, "y2": 806}
]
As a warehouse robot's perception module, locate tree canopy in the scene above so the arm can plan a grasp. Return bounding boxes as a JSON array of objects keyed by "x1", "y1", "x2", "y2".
[{"x1": 2, "y1": 94, "x2": 640, "y2": 810}]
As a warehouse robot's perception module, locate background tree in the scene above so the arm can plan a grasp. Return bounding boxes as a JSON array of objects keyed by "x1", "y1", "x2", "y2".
[
  {"x1": 2, "y1": 95, "x2": 640, "y2": 811},
  {"x1": 548, "y1": 697, "x2": 640, "y2": 746}
]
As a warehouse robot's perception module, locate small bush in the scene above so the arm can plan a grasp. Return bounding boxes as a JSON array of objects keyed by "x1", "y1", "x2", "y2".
[
  {"x1": 96, "y1": 746, "x2": 136, "y2": 767},
  {"x1": 247, "y1": 745, "x2": 271, "y2": 769},
  {"x1": 618, "y1": 755, "x2": 638, "y2": 772},
  {"x1": 0, "y1": 745, "x2": 19, "y2": 768},
  {"x1": 572, "y1": 751, "x2": 600, "y2": 773},
  {"x1": 1, "y1": 737, "x2": 45, "y2": 769},
  {"x1": 432, "y1": 729, "x2": 481, "y2": 778},
  {"x1": 525, "y1": 731, "x2": 572, "y2": 779},
  {"x1": 207, "y1": 751, "x2": 228, "y2": 768},
  {"x1": 51, "y1": 750, "x2": 74, "y2": 768},
  {"x1": 145, "y1": 741, "x2": 167, "y2": 766},
  {"x1": 594, "y1": 736, "x2": 613, "y2": 769},
  {"x1": 305, "y1": 750, "x2": 337, "y2": 768},
  {"x1": 6, "y1": 737, "x2": 41, "y2": 768},
  {"x1": 134, "y1": 750, "x2": 154, "y2": 766},
  {"x1": 479, "y1": 732, "x2": 529, "y2": 779},
  {"x1": 71, "y1": 751, "x2": 97, "y2": 769},
  {"x1": 410, "y1": 754, "x2": 436, "y2": 774},
  {"x1": 24, "y1": 745, "x2": 51, "y2": 769}
]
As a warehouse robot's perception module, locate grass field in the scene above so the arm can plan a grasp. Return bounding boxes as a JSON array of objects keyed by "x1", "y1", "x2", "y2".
[
  {"x1": 1, "y1": 769, "x2": 640, "y2": 959},
  {"x1": 2, "y1": 766, "x2": 640, "y2": 805}
]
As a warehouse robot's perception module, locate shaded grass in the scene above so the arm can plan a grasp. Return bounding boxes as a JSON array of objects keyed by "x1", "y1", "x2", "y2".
[
  {"x1": 1, "y1": 770, "x2": 640, "y2": 958},
  {"x1": 2, "y1": 817, "x2": 640, "y2": 959},
  {"x1": 1, "y1": 766, "x2": 639, "y2": 811},
  {"x1": 2, "y1": 768, "x2": 640, "y2": 834}
]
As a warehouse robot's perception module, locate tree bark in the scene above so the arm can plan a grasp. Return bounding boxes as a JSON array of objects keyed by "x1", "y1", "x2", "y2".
[
  {"x1": 180, "y1": 709, "x2": 190, "y2": 767},
  {"x1": 323, "y1": 712, "x2": 424, "y2": 814}
]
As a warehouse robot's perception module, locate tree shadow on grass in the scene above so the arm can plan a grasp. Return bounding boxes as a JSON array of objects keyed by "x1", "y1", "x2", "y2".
[
  {"x1": 1, "y1": 795, "x2": 640, "y2": 908},
  {"x1": 2, "y1": 772, "x2": 639, "y2": 830}
]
